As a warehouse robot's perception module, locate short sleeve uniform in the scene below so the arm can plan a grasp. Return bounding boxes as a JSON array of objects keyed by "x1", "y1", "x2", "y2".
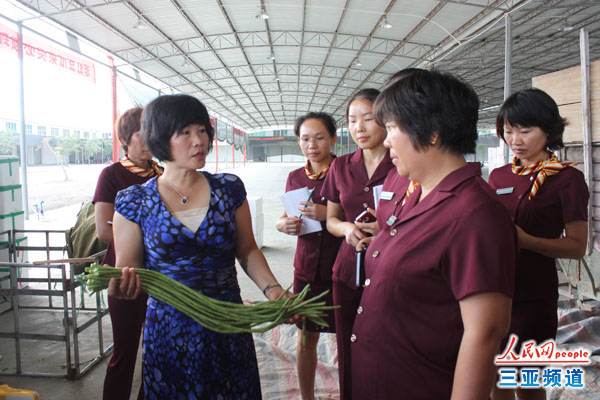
[
  {"x1": 488, "y1": 165, "x2": 588, "y2": 346},
  {"x1": 92, "y1": 162, "x2": 151, "y2": 266},
  {"x1": 320, "y1": 149, "x2": 394, "y2": 287},
  {"x1": 321, "y1": 149, "x2": 394, "y2": 400},
  {"x1": 93, "y1": 162, "x2": 152, "y2": 399},
  {"x1": 374, "y1": 169, "x2": 410, "y2": 229},
  {"x1": 115, "y1": 172, "x2": 262, "y2": 400},
  {"x1": 285, "y1": 167, "x2": 342, "y2": 332},
  {"x1": 286, "y1": 167, "x2": 342, "y2": 282},
  {"x1": 488, "y1": 165, "x2": 588, "y2": 302},
  {"x1": 351, "y1": 163, "x2": 516, "y2": 399}
]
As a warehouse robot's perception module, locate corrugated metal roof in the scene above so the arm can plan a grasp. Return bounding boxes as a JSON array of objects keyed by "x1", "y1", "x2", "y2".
[{"x1": 5, "y1": 0, "x2": 600, "y2": 130}]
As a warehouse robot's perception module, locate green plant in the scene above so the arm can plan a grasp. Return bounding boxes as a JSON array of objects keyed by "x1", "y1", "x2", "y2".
[
  {"x1": 0, "y1": 130, "x2": 16, "y2": 155},
  {"x1": 83, "y1": 139, "x2": 102, "y2": 163}
]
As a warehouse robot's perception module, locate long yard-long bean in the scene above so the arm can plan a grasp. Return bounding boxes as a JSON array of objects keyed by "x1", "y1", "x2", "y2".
[{"x1": 80, "y1": 264, "x2": 335, "y2": 334}]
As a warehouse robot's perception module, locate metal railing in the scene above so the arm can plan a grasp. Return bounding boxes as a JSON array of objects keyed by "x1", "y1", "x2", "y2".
[{"x1": 0, "y1": 229, "x2": 112, "y2": 379}]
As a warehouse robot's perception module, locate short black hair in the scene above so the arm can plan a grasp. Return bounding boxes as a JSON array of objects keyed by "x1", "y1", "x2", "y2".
[
  {"x1": 345, "y1": 88, "x2": 380, "y2": 120},
  {"x1": 142, "y1": 94, "x2": 214, "y2": 162},
  {"x1": 496, "y1": 88, "x2": 566, "y2": 151},
  {"x1": 293, "y1": 112, "x2": 337, "y2": 138},
  {"x1": 384, "y1": 68, "x2": 421, "y2": 87},
  {"x1": 374, "y1": 68, "x2": 479, "y2": 155}
]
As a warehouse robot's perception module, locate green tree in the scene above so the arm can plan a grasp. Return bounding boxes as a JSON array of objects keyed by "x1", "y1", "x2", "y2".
[
  {"x1": 57, "y1": 136, "x2": 83, "y2": 161},
  {"x1": 83, "y1": 139, "x2": 102, "y2": 163},
  {"x1": 42, "y1": 136, "x2": 83, "y2": 180},
  {"x1": 0, "y1": 130, "x2": 16, "y2": 155},
  {"x1": 101, "y1": 139, "x2": 114, "y2": 162}
]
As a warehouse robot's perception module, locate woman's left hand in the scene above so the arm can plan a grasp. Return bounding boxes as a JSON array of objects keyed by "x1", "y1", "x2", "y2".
[
  {"x1": 298, "y1": 202, "x2": 327, "y2": 221},
  {"x1": 266, "y1": 286, "x2": 304, "y2": 324}
]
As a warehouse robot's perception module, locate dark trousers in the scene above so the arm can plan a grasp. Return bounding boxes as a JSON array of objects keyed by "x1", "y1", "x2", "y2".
[
  {"x1": 333, "y1": 280, "x2": 363, "y2": 400},
  {"x1": 103, "y1": 294, "x2": 148, "y2": 400}
]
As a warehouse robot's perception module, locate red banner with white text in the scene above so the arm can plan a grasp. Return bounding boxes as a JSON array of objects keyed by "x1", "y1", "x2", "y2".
[{"x1": 0, "y1": 23, "x2": 96, "y2": 83}]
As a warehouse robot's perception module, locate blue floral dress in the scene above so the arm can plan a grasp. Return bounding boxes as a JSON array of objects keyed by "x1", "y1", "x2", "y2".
[{"x1": 115, "y1": 172, "x2": 262, "y2": 400}]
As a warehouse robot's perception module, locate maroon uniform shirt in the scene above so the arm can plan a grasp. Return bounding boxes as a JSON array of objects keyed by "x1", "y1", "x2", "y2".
[
  {"x1": 374, "y1": 168, "x2": 410, "y2": 229},
  {"x1": 488, "y1": 165, "x2": 588, "y2": 302},
  {"x1": 285, "y1": 167, "x2": 343, "y2": 282},
  {"x1": 320, "y1": 149, "x2": 394, "y2": 288},
  {"x1": 351, "y1": 163, "x2": 516, "y2": 399},
  {"x1": 93, "y1": 162, "x2": 152, "y2": 266},
  {"x1": 93, "y1": 161, "x2": 152, "y2": 400}
]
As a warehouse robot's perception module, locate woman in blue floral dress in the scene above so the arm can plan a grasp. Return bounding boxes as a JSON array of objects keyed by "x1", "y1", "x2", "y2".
[{"x1": 108, "y1": 94, "x2": 289, "y2": 399}]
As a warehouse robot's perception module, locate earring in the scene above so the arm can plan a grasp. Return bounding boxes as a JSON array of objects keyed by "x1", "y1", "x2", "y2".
[{"x1": 430, "y1": 138, "x2": 437, "y2": 145}]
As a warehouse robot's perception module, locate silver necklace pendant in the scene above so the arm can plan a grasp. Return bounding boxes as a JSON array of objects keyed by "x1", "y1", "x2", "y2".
[{"x1": 181, "y1": 197, "x2": 189, "y2": 205}]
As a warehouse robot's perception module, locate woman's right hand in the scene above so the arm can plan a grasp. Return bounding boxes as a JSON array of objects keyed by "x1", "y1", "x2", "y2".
[
  {"x1": 354, "y1": 207, "x2": 379, "y2": 236},
  {"x1": 107, "y1": 267, "x2": 142, "y2": 300},
  {"x1": 344, "y1": 222, "x2": 367, "y2": 247},
  {"x1": 355, "y1": 236, "x2": 373, "y2": 252},
  {"x1": 355, "y1": 220, "x2": 379, "y2": 237}
]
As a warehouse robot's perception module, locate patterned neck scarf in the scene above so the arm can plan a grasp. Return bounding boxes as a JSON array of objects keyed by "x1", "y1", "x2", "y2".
[
  {"x1": 120, "y1": 156, "x2": 164, "y2": 178},
  {"x1": 304, "y1": 154, "x2": 335, "y2": 180},
  {"x1": 401, "y1": 181, "x2": 420, "y2": 206},
  {"x1": 511, "y1": 153, "x2": 576, "y2": 200}
]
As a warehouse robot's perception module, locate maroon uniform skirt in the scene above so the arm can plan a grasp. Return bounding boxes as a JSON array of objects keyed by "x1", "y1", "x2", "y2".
[{"x1": 294, "y1": 277, "x2": 336, "y2": 333}]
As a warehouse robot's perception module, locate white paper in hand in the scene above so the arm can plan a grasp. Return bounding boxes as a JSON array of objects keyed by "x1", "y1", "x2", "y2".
[
  {"x1": 372, "y1": 184, "x2": 383, "y2": 209},
  {"x1": 280, "y1": 187, "x2": 322, "y2": 236}
]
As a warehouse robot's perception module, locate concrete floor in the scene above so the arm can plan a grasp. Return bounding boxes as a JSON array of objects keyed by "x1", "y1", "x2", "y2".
[{"x1": 1, "y1": 162, "x2": 315, "y2": 400}]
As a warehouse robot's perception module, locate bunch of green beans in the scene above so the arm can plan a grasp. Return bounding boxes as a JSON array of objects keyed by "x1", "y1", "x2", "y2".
[{"x1": 80, "y1": 264, "x2": 336, "y2": 334}]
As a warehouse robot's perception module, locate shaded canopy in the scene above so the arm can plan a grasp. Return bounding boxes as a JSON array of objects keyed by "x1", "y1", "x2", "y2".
[{"x1": 10, "y1": 0, "x2": 600, "y2": 130}]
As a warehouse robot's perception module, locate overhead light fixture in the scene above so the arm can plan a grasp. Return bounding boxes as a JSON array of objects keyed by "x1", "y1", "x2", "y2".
[
  {"x1": 354, "y1": 58, "x2": 362, "y2": 67},
  {"x1": 274, "y1": 77, "x2": 280, "y2": 81},
  {"x1": 181, "y1": 59, "x2": 189, "y2": 67},
  {"x1": 558, "y1": 19, "x2": 574, "y2": 32},
  {"x1": 342, "y1": 81, "x2": 347, "y2": 87},
  {"x1": 133, "y1": 17, "x2": 147, "y2": 30},
  {"x1": 380, "y1": 15, "x2": 392, "y2": 29},
  {"x1": 267, "y1": 53, "x2": 275, "y2": 60},
  {"x1": 257, "y1": 6, "x2": 269, "y2": 20}
]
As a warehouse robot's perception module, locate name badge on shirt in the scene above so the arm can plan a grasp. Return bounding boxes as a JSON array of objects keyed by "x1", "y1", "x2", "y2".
[
  {"x1": 386, "y1": 215, "x2": 397, "y2": 226},
  {"x1": 380, "y1": 191, "x2": 394, "y2": 200},
  {"x1": 496, "y1": 187, "x2": 514, "y2": 195}
]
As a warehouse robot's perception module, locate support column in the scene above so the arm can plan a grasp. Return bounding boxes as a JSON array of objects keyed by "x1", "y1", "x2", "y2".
[
  {"x1": 502, "y1": 14, "x2": 513, "y2": 164},
  {"x1": 109, "y1": 57, "x2": 118, "y2": 162},
  {"x1": 17, "y1": 22, "x2": 28, "y2": 219},
  {"x1": 580, "y1": 28, "x2": 593, "y2": 255}
]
